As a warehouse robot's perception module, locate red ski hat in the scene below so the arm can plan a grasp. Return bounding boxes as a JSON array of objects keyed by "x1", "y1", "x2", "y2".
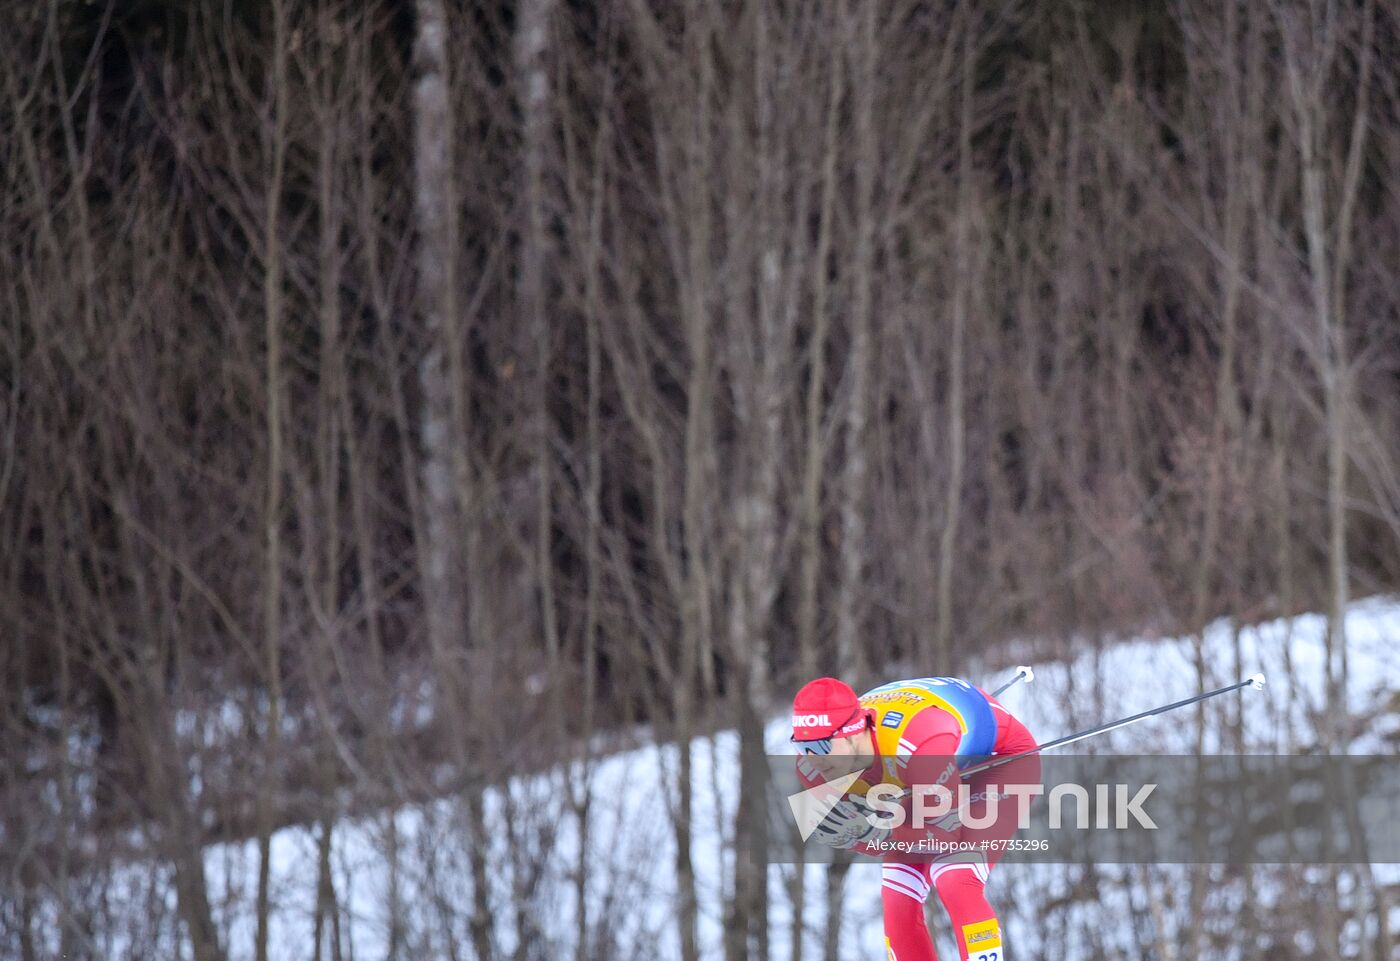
[{"x1": 791, "y1": 677, "x2": 871, "y2": 741}]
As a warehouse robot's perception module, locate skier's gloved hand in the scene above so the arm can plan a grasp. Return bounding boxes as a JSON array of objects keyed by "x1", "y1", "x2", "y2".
[
  {"x1": 811, "y1": 799, "x2": 865, "y2": 849},
  {"x1": 814, "y1": 795, "x2": 894, "y2": 851}
]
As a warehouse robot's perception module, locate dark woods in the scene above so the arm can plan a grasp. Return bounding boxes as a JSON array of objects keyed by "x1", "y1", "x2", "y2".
[{"x1": 1, "y1": 1, "x2": 1397, "y2": 960}]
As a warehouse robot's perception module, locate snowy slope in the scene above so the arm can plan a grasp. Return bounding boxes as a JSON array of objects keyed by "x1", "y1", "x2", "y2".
[{"x1": 72, "y1": 598, "x2": 1400, "y2": 961}]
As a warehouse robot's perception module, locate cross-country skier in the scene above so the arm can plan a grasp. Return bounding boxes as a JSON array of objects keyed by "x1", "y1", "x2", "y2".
[{"x1": 790, "y1": 676, "x2": 1040, "y2": 961}]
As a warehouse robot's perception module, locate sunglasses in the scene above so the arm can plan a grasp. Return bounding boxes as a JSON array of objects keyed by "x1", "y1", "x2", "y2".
[{"x1": 791, "y1": 735, "x2": 834, "y2": 756}]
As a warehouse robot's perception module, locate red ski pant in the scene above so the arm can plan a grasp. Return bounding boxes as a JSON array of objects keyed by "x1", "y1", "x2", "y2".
[{"x1": 881, "y1": 710, "x2": 1039, "y2": 961}]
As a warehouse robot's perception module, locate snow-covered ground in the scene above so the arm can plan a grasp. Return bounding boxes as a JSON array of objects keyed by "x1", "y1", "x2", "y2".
[{"x1": 46, "y1": 598, "x2": 1400, "y2": 960}]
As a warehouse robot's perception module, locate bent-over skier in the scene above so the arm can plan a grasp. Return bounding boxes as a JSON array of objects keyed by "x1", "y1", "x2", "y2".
[{"x1": 790, "y1": 676, "x2": 1040, "y2": 961}]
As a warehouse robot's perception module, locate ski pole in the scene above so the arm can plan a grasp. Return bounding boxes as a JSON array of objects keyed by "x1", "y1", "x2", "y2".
[
  {"x1": 959, "y1": 672, "x2": 1267, "y2": 778},
  {"x1": 990, "y1": 665, "x2": 1034, "y2": 698}
]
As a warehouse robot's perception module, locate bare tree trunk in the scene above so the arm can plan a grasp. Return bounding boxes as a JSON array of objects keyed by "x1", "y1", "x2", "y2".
[
  {"x1": 514, "y1": 4, "x2": 557, "y2": 955},
  {"x1": 824, "y1": 860, "x2": 850, "y2": 961},
  {"x1": 933, "y1": 23, "x2": 976, "y2": 672},
  {"x1": 256, "y1": 3, "x2": 289, "y2": 959},
  {"x1": 1281, "y1": 0, "x2": 1371, "y2": 745},
  {"x1": 795, "y1": 18, "x2": 845, "y2": 958},
  {"x1": 827, "y1": 4, "x2": 880, "y2": 957},
  {"x1": 517, "y1": 0, "x2": 559, "y2": 669},
  {"x1": 313, "y1": 818, "x2": 344, "y2": 961},
  {"x1": 412, "y1": 0, "x2": 465, "y2": 698},
  {"x1": 836, "y1": 0, "x2": 876, "y2": 685},
  {"x1": 558, "y1": 37, "x2": 612, "y2": 961},
  {"x1": 412, "y1": 4, "x2": 494, "y2": 960},
  {"x1": 679, "y1": 14, "x2": 718, "y2": 961},
  {"x1": 796, "y1": 42, "x2": 843, "y2": 683},
  {"x1": 1279, "y1": 4, "x2": 1375, "y2": 958},
  {"x1": 576, "y1": 162, "x2": 604, "y2": 961}
]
